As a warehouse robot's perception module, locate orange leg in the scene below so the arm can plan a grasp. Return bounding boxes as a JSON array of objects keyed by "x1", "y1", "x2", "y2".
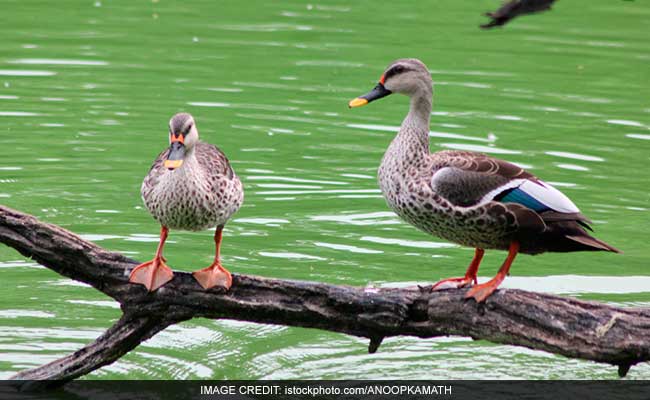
[
  {"x1": 129, "y1": 226, "x2": 174, "y2": 291},
  {"x1": 432, "y1": 248, "x2": 484, "y2": 290},
  {"x1": 466, "y1": 241, "x2": 519, "y2": 302},
  {"x1": 192, "y1": 225, "x2": 233, "y2": 290}
]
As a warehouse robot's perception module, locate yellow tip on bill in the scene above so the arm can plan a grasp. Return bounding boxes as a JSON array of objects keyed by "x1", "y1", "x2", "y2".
[
  {"x1": 164, "y1": 159, "x2": 184, "y2": 169},
  {"x1": 348, "y1": 97, "x2": 368, "y2": 108}
]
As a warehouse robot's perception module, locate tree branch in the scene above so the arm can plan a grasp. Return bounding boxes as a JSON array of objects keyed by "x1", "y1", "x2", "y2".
[{"x1": 0, "y1": 205, "x2": 647, "y2": 387}]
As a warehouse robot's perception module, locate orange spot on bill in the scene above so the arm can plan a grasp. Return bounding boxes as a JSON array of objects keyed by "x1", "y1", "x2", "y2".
[{"x1": 164, "y1": 159, "x2": 184, "y2": 169}]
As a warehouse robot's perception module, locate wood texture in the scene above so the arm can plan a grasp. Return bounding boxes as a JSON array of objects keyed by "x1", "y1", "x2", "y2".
[{"x1": 0, "y1": 205, "x2": 647, "y2": 388}]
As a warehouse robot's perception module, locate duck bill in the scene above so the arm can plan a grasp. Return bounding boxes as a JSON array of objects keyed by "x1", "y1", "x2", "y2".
[
  {"x1": 164, "y1": 141, "x2": 186, "y2": 170},
  {"x1": 349, "y1": 83, "x2": 392, "y2": 108}
]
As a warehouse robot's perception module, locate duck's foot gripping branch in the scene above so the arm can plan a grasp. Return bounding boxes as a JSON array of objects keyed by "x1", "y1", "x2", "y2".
[{"x1": 0, "y1": 205, "x2": 647, "y2": 388}]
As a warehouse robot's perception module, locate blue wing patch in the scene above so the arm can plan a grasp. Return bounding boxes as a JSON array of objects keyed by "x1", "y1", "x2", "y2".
[{"x1": 495, "y1": 187, "x2": 549, "y2": 212}]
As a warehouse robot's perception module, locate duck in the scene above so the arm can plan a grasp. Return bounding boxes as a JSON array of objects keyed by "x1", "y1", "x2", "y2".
[
  {"x1": 129, "y1": 112, "x2": 244, "y2": 291},
  {"x1": 348, "y1": 58, "x2": 619, "y2": 302}
]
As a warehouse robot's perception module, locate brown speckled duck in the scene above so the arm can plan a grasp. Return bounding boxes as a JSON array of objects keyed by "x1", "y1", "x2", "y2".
[
  {"x1": 130, "y1": 112, "x2": 244, "y2": 291},
  {"x1": 349, "y1": 58, "x2": 619, "y2": 302}
]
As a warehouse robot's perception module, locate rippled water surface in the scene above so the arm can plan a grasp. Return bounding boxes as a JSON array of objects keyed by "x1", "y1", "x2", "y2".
[{"x1": 1, "y1": 0, "x2": 649, "y2": 380}]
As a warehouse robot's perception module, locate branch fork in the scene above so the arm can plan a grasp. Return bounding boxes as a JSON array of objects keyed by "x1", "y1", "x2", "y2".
[{"x1": 0, "y1": 205, "x2": 647, "y2": 388}]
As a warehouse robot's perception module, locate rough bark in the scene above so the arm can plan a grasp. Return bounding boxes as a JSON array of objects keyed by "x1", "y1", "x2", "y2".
[{"x1": 0, "y1": 205, "x2": 647, "y2": 388}]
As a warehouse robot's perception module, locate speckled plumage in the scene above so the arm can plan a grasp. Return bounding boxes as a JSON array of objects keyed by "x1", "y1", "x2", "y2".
[
  {"x1": 352, "y1": 59, "x2": 618, "y2": 302},
  {"x1": 142, "y1": 142, "x2": 243, "y2": 231},
  {"x1": 380, "y1": 148, "x2": 543, "y2": 252},
  {"x1": 367, "y1": 58, "x2": 618, "y2": 255},
  {"x1": 129, "y1": 112, "x2": 242, "y2": 292}
]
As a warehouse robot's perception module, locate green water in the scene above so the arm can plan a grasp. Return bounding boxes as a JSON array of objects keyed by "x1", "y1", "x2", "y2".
[{"x1": 0, "y1": 0, "x2": 649, "y2": 380}]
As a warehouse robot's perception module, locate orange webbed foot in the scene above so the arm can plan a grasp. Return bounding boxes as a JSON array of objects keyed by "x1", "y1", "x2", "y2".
[
  {"x1": 465, "y1": 275, "x2": 505, "y2": 303},
  {"x1": 431, "y1": 276, "x2": 476, "y2": 291},
  {"x1": 193, "y1": 263, "x2": 232, "y2": 290},
  {"x1": 129, "y1": 257, "x2": 174, "y2": 291}
]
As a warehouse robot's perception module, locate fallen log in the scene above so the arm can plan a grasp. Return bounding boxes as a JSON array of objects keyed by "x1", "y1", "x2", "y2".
[{"x1": 0, "y1": 205, "x2": 647, "y2": 389}]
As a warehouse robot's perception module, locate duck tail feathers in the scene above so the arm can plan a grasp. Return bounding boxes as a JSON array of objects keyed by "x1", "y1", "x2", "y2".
[{"x1": 565, "y1": 234, "x2": 622, "y2": 254}]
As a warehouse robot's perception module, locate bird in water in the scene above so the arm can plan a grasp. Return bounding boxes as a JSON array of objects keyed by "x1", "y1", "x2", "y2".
[
  {"x1": 130, "y1": 112, "x2": 244, "y2": 291},
  {"x1": 349, "y1": 58, "x2": 619, "y2": 302}
]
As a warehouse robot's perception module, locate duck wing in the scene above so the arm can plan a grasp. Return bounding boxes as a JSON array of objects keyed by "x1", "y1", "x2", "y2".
[
  {"x1": 431, "y1": 151, "x2": 619, "y2": 253},
  {"x1": 431, "y1": 150, "x2": 535, "y2": 207},
  {"x1": 195, "y1": 142, "x2": 236, "y2": 181},
  {"x1": 141, "y1": 148, "x2": 170, "y2": 198},
  {"x1": 432, "y1": 151, "x2": 582, "y2": 215}
]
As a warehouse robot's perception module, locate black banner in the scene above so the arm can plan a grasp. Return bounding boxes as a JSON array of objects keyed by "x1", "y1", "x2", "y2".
[{"x1": 1, "y1": 380, "x2": 648, "y2": 400}]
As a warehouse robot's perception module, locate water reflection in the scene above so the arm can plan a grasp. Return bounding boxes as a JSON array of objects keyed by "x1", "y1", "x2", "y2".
[
  {"x1": 259, "y1": 251, "x2": 326, "y2": 261},
  {"x1": 0, "y1": 310, "x2": 55, "y2": 318},
  {"x1": 310, "y1": 211, "x2": 399, "y2": 226},
  {"x1": 555, "y1": 163, "x2": 590, "y2": 172},
  {"x1": 607, "y1": 119, "x2": 645, "y2": 128},
  {"x1": 66, "y1": 300, "x2": 119, "y2": 309},
  {"x1": 360, "y1": 236, "x2": 457, "y2": 249},
  {"x1": 247, "y1": 176, "x2": 348, "y2": 186},
  {"x1": 436, "y1": 81, "x2": 492, "y2": 89},
  {"x1": 429, "y1": 69, "x2": 514, "y2": 77},
  {"x1": 251, "y1": 334, "x2": 649, "y2": 379},
  {"x1": 340, "y1": 173, "x2": 374, "y2": 179},
  {"x1": 256, "y1": 189, "x2": 380, "y2": 195},
  {"x1": 235, "y1": 218, "x2": 290, "y2": 226},
  {"x1": 626, "y1": 134, "x2": 650, "y2": 140},
  {"x1": 0, "y1": 70, "x2": 56, "y2": 76},
  {"x1": 524, "y1": 36, "x2": 625, "y2": 48},
  {"x1": 545, "y1": 151, "x2": 605, "y2": 162},
  {"x1": 8, "y1": 58, "x2": 108, "y2": 66},
  {"x1": 0, "y1": 111, "x2": 42, "y2": 116},
  {"x1": 0, "y1": 260, "x2": 42, "y2": 269},
  {"x1": 347, "y1": 123, "x2": 495, "y2": 143},
  {"x1": 313, "y1": 241, "x2": 383, "y2": 254}
]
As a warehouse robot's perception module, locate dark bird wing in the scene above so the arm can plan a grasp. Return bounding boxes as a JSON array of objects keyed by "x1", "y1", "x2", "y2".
[{"x1": 481, "y1": 0, "x2": 556, "y2": 29}]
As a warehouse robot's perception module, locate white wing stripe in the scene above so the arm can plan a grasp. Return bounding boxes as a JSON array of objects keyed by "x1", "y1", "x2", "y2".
[
  {"x1": 516, "y1": 180, "x2": 580, "y2": 213},
  {"x1": 478, "y1": 179, "x2": 526, "y2": 206},
  {"x1": 479, "y1": 178, "x2": 580, "y2": 213}
]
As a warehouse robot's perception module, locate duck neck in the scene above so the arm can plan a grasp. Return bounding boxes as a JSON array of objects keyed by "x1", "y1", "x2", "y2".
[
  {"x1": 169, "y1": 146, "x2": 199, "y2": 181},
  {"x1": 387, "y1": 88, "x2": 432, "y2": 164},
  {"x1": 182, "y1": 146, "x2": 199, "y2": 171}
]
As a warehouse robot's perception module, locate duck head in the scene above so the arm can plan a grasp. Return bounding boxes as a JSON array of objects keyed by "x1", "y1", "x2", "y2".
[
  {"x1": 349, "y1": 58, "x2": 432, "y2": 107},
  {"x1": 164, "y1": 112, "x2": 199, "y2": 170}
]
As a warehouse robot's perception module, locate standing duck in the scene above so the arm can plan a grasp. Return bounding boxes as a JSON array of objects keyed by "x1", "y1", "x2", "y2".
[
  {"x1": 130, "y1": 112, "x2": 244, "y2": 291},
  {"x1": 349, "y1": 58, "x2": 619, "y2": 302}
]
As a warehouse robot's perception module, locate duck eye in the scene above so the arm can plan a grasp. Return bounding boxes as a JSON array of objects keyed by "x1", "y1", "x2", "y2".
[{"x1": 385, "y1": 65, "x2": 407, "y2": 82}]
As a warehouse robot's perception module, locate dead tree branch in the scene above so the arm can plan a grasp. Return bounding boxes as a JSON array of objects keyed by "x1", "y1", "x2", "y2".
[{"x1": 0, "y1": 205, "x2": 648, "y2": 388}]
